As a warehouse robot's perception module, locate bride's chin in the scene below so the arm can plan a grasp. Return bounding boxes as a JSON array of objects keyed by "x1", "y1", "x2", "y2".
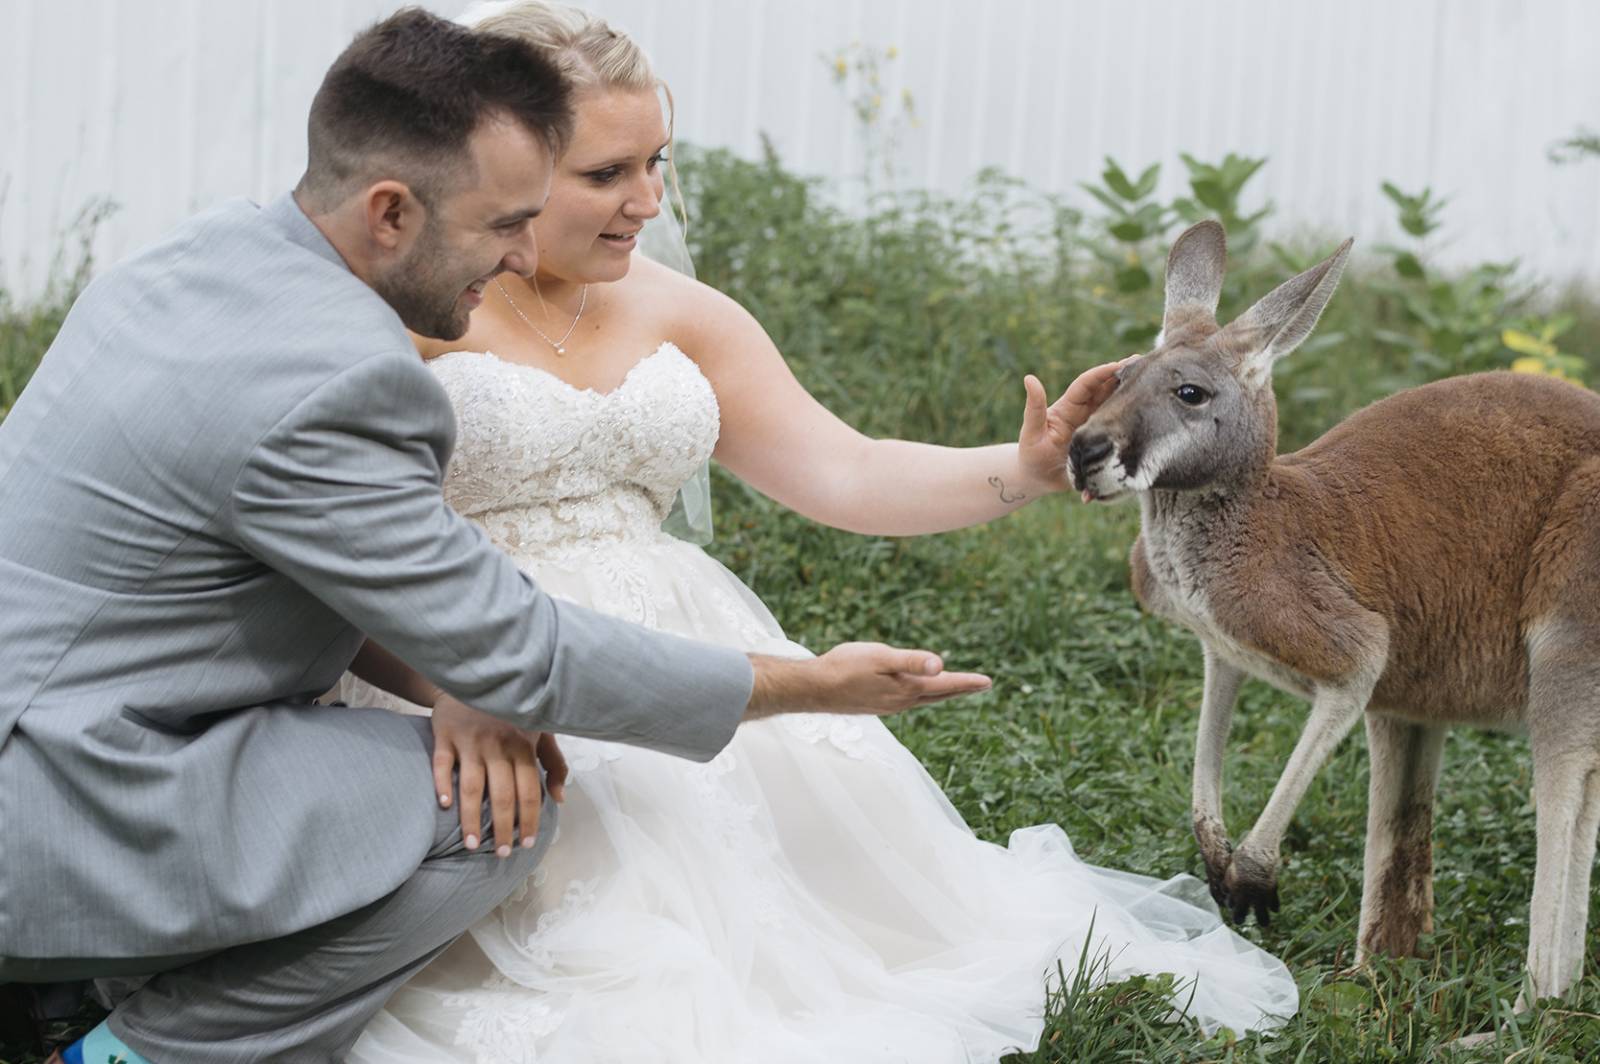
[{"x1": 579, "y1": 256, "x2": 633, "y2": 284}]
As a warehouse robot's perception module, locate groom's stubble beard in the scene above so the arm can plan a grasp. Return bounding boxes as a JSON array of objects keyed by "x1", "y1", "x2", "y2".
[{"x1": 371, "y1": 212, "x2": 477, "y2": 341}]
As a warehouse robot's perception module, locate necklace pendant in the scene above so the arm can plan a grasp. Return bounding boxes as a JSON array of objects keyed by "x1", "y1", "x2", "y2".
[{"x1": 556, "y1": 346, "x2": 566, "y2": 355}]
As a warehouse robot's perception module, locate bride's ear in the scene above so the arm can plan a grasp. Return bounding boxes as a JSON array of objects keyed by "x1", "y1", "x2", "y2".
[{"x1": 363, "y1": 181, "x2": 424, "y2": 253}]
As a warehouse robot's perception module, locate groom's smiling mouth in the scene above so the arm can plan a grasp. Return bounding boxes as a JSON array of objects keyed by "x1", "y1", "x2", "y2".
[{"x1": 462, "y1": 278, "x2": 490, "y2": 308}]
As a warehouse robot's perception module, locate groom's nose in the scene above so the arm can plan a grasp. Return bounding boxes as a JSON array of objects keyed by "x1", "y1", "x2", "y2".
[{"x1": 501, "y1": 229, "x2": 540, "y2": 277}]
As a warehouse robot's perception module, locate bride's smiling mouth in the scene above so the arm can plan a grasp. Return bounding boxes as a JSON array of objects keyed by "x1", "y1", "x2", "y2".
[{"x1": 599, "y1": 229, "x2": 640, "y2": 249}]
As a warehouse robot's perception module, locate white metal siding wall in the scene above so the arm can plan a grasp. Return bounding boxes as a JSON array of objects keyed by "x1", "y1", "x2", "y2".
[{"x1": 2, "y1": 0, "x2": 1597, "y2": 300}]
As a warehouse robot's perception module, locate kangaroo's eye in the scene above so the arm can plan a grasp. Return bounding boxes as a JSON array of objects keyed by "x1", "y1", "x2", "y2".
[{"x1": 1175, "y1": 384, "x2": 1210, "y2": 406}]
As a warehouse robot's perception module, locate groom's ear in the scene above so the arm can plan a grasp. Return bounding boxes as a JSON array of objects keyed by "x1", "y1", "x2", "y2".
[{"x1": 363, "y1": 181, "x2": 425, "y2": 253}]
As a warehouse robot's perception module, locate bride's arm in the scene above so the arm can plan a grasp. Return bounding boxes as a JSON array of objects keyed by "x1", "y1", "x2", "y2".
[
  {"x1": 683, "y1": 283, "x2": 1126, "y2": 537},
  {"x1": 349, "y1": 638, "x2": 441, "y2": 707}
]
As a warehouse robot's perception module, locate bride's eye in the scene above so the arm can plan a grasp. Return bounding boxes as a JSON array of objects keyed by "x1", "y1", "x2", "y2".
[
  {"x1": 587, "y1": 167, "x2": 623, "y2": 185},
  {"x1": 647, "y1": 153, "x2": 667, "y2": 172}
]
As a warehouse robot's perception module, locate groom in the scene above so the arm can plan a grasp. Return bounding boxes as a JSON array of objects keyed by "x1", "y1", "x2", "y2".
[{"x1": 0, "y1": 11, "x2": 990, "y2": 1063}]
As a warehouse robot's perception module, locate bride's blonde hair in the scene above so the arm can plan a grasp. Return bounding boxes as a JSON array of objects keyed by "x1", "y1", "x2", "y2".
[{"x1": 465, "y1": 1, "x2": 688, "y2": 231}]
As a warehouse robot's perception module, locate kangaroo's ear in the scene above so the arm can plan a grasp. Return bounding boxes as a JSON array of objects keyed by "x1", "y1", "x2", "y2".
[
  {"x1": 1159, "y1": 220, "x2": 1228, "y2": 344},
  {"x1": 1220, "y1": 237, "x2": 1353, "y2": 387}
]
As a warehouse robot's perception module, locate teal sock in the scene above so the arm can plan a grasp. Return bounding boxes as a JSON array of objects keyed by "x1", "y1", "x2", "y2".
[{"x1": 66, "y1": 1020, "x2": 155, "y2": 1064}]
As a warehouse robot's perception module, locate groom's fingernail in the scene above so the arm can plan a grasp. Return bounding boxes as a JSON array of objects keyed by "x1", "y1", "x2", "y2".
[{"x1": 465, "y1": 834, "x2": 480, "y2": 850}]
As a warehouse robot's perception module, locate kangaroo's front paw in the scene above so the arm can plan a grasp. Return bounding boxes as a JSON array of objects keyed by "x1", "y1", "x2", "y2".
[
  {"x1": 1193, "y1": 817, "x2": 1235, "y2": 913},
  {"x1": 1222, "y1": 847, "x2": 1281, "y2": 927}
]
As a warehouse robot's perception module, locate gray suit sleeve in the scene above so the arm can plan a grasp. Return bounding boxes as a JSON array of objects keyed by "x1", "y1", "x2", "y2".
[{"x1": 226, "y1": 351, "x2": 751, "y2": 761}]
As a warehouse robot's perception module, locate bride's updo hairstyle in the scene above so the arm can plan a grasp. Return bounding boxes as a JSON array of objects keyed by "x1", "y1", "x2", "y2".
[{"x1": 461, "y1": 1, "x2": 688, "y2": 222}]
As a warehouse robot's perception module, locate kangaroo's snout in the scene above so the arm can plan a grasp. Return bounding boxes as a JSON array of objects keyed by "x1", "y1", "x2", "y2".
[{"x1": 1068, "y1": 431, "x2": 1113, "y2": 490}]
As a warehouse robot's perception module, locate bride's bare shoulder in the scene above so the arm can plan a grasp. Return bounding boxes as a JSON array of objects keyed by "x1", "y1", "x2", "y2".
[
  {"x1": 628, "y1": 255, "x2": 749, "y2": 349},
  {"x1": 631, "y1": 255, "x2": 733, "y2": 320}
]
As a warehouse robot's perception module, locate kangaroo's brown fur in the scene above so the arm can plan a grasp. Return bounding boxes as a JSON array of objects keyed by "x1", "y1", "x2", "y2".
[{"x1": 1069, "y1": 219, "x2": 1600, "y2": 1008}]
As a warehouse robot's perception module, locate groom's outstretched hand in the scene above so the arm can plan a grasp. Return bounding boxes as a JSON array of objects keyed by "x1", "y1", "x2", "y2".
[
  {"x1": 744, "y1": 643, "x2": 992, "y2": 720},
  {"x1": 431, "y1": 694, "x2": 569, "y2": 858}
]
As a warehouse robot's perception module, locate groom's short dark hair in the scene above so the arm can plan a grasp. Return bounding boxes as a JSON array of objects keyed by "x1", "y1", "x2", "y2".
[{"x1": 297, "y1": 7, "x2": 570, "y2": 210}]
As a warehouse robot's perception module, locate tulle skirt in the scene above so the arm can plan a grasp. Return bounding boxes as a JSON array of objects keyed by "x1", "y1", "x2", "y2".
[{"x1": 347, "y1": 533, "x2": 1297, "y2": 1063}]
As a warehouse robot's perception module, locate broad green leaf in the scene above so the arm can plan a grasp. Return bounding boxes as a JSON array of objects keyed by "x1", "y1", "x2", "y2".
[
  {"x1": 1115, "y1": 264, "x2": 1152, "y2": 293},
  {"x1": 1502, "y1": 329, "x2": 1557, "y2": 357},
  {"x1": 1393, "y1": 252, "x2": 1426, "y2": 280},
  {"x1": 1192, "y1": 179, "x2": 1230, "y2": 212},
  {"x1": 1109, "y1": 220, "x2": 1147, "y2": 242},
  {"x1": 1133, "y1": 163, "x2": 1161, "y2": 199}
]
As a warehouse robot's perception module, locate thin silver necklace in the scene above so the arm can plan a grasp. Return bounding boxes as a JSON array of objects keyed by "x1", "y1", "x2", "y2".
[{"x1": 496, "y1": 279, "x2": 588, "y2": 355}]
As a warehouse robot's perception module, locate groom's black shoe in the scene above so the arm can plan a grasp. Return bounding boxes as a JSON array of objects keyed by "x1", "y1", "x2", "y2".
[{"x1": 0, "y1": 982, "x2": 46, "y2": 1054}]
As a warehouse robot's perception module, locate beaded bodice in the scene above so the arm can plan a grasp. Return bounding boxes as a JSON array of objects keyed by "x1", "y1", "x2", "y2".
[{"x1": 431, "y1": 343, "x2": 718, "y2": 557}]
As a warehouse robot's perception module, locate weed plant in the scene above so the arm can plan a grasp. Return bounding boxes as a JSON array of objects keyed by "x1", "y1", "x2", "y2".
[{"x1": 2, "y1": 149, "x2": 1599, "y2": 1062}]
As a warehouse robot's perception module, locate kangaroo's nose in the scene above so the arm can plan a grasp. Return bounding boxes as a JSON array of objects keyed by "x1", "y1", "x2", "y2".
[{"x1": 1068, "y1": 432, "x2": 1113, "y2": 489}]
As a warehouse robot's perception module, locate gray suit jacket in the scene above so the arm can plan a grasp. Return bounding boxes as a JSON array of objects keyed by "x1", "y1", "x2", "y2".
[{"x1": 0, "y1": 193, "x2": 752, "y2": 962}]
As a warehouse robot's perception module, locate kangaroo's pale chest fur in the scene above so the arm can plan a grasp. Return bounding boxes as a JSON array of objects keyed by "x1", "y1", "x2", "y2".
[{"x1": 1134, "y1": 501, "x2": 1316, "y2": 700}]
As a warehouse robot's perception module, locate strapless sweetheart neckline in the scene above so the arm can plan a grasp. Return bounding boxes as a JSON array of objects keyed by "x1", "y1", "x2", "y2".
[{"x1": 431, "y1": 342, "x2": 689, "y2": 400}]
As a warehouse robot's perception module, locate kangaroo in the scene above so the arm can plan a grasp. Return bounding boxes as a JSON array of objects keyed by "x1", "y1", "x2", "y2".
[{"x1": 1068, "y1": 220, "x2": 1600, "y2": 1005}]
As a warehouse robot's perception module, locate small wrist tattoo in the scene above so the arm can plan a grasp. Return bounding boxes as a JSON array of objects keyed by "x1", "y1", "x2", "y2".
[{"x1": 988, "y1": 476, "x2": 1027, "y2": 504}]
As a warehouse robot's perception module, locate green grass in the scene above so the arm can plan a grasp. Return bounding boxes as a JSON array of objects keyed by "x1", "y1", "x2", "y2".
[
  {"x1": 3, "y1": 155, "x2": 1600, "y2": 1061},
  {"x1": 708, "y1": 479, "x2": 1600, "y2": 1063}
]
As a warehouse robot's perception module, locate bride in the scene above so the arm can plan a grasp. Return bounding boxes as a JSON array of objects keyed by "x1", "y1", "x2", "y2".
[{"x1": 345, "y1": 3, "x2": 1299, "y2": 1060}]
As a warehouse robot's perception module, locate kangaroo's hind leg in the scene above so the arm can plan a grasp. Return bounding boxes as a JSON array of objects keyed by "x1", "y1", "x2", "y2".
[
  {"x1": 1524, "y1": 695, "x2": 1600, "y2": 1006},
  {"x1": 1357, "y1": 713, "x2": 1447, "y2": 961},
  {"x1": 1521, "y1": 463, "x2": 1600, "y2": 1005}
]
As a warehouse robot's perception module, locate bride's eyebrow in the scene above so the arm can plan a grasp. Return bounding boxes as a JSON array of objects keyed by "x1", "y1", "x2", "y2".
[{"x1": 577, "y1": 142, "x2": 672, "y2": 171}]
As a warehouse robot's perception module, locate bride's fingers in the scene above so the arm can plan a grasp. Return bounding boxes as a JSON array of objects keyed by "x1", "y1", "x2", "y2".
[
  {"x1": 487, "y1": 756, "x2": 517, "y2": 858},
  {"x1": 513, "y1": 755, "x2": 542, "y2": 848},
  {"x1": 538, "y1": 733, "x2": 568, "y2": 803},
  {"x1": 1051, "y1": 359, "x2": 1133, "y2": 436},
  {"x1": 458, "y1": 756, "x2": 486, "y2": 851},
  {"x1": 432, "y1": 742, "x2": 456, "y2": 810},
  {"x1": 1021, "y1": 374, "x2": 1047, "y2": 438}
]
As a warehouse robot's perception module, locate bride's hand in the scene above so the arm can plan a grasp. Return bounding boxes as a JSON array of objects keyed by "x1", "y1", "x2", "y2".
[
  {"x1": 1016, "y1": 356, "x2": 1137, "y2": 492},
  {"x1": 430, "y1": 694, "x2": 567, "y2": 857},
  {"x1": 746, "y1": 643, "x2": 992, "y2": 719}
]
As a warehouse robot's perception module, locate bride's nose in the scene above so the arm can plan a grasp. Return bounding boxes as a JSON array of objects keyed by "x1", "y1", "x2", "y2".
[{"x1": 622, "y1": 174, "x2": 662, "y2": 222}]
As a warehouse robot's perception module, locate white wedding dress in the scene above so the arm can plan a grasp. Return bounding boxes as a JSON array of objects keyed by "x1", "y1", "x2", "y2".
[{"x1": 344, "y1": 343, "x2": 1298, "y2": 1063}]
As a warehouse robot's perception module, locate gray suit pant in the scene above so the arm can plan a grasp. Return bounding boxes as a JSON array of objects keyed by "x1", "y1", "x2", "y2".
[{"x1": 8, "y1": 721, "x2": 554, "y2": 1063}]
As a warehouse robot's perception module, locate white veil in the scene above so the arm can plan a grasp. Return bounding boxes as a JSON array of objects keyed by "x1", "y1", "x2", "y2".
[
  {"x1": 456, "y1": 0, "x2": 714, "y2": 546},
  {"x1": 639, "y1": 200, "x2": 715, "y2": 546}
]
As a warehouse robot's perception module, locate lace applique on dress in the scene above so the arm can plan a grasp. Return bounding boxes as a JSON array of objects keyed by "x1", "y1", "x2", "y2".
[
  {"x1": 432, "y1": 344, "x2": 719, "y2": 561},
  {"x1": 686, "y1": 753, "x2": 788, "y2": 929},
  {"x1": 443, "y1": 972, "x2": 562, "y2": 1064},
  {"x1": 779, "y1": 714, "x2": 897, "y2": 766}
]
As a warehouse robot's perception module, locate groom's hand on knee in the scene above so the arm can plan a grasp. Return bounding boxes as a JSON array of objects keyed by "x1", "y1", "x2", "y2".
[{"x1": 430, "y1": 695, "x2": 555, "y2": 856}]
